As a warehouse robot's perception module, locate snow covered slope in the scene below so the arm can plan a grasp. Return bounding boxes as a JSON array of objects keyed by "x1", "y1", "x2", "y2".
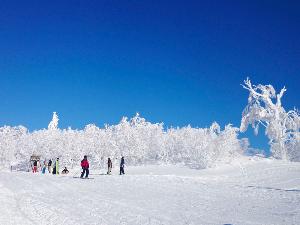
[{"x1": 0, "y1": 158, "x2": 299, "y2": 225}]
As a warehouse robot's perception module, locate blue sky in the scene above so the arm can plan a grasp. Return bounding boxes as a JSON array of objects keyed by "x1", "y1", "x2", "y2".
[{"x1": 0, "y1": 1, "x2": 299, "y2": 151}]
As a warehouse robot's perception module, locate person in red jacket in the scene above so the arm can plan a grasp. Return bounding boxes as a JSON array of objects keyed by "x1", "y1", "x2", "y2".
[{"x1": 80, "y1": 155, "x2": 89, "y2": 178}]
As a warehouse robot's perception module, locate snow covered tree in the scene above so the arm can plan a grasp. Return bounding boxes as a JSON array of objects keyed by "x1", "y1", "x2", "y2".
[
  {"x1": 240, "y1": 78, "x2": 300, "y2": 161},
  {"x1": 0, "y1": 112, "x2": 245, "y2": 170},
  {"x1": 48, "y1": 112, "x2": 59, "y2": 130},
  {"x1": 0, "y1": 126, "x2": 28, "y2": 169}
]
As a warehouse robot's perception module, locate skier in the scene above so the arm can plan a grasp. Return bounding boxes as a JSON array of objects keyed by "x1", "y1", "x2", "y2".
[
  {"x1": 119, "y1": 156, "x2": 125, "y2": 175},
  {"x1": 80, "y1": 155, "x2": 89, "y2": 178},
  {"x1": 32, "y1": 160, "x2": 38, "y2": 173},
  {"x1": 48, "y1": 159, "x2": 52, "y2": 173},
  {"x1": 107, "y1": 157, "x2": 112, "y2": 174},
  {"x1": 42, "y1": 160, "x2": 47, "y2": 174}
]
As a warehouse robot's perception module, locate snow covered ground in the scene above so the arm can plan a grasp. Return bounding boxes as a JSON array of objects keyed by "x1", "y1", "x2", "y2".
[{"x1": 0, "y1": 157, "x2": 299, "y2": 225}]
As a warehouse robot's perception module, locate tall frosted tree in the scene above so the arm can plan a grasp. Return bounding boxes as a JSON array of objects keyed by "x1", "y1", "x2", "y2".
[
  {"x1": 48, "y1": 112, "x2": 59, "y2": 130},
  {"x1": 240, "y1": 78, "x2": 300, "y2": 161}
]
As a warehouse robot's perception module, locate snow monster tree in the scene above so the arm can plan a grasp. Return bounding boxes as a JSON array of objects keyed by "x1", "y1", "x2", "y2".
[
  {"x1": 240, "y1": 78, "x2": 300, "y2": 161},
  {"x1": 48, "y1": 112, "x2": 59, "y2": 130}
]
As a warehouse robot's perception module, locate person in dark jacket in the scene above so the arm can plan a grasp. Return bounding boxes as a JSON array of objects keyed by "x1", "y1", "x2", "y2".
[
  {"x1": 55, "y1": 158, "x2": 59, "y2": 175},
  {"x1": 80, "y1": 155, "x2": 89, "y2": 178},
  {"x1": 48, "y1": 159, "x2": 52, "y2": 173},
  {"x1": 107, "y1": 158, "x2": 112, "y2": 174},
  {"x1": 119, "y1": 156, "x2": 125, "y2": 175}
]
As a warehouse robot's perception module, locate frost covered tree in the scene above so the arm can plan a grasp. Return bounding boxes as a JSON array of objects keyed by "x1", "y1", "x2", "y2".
[
  {"x1": 48, "y1": 112, "x2": 59, "y2": 130},
  {"x1": 0, "y1": 112, "x2": 245, "y2": 170},
  {"x1": 0, "y1": 126, "x2": 28, "y2": 169},
  {"x1": 163, "y1": 122, "x2": 242, "y2": 169},
  {"x1": 240, "y1": 78, "x2": 300, "y2": 161}
]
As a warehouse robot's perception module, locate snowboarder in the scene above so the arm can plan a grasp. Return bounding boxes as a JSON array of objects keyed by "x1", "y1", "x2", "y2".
[
  {"x1": 48, "y1": 159, "x2": 52, "y2": 173},
  {"x1": 52, "y1": 165, "x2": 56, "y2": 174},
  {"x1": 120, "y1": 156, "x2": 125, "y2": 175},
  {"x1": 55, "y1": 158, "x2": 59, "y2": 175},
  {"x1": 80, "y1": 155, "x2": 89, "y2": 178},
  {"x1": 107, "y1": 158, "x2": 112, "y2": 174},
  {"x1": 61, "y1": 167, "x2": 69, "y2": 174},
  {"x1": 52, "y1": 158, "x2": 59, "y2": 175}
]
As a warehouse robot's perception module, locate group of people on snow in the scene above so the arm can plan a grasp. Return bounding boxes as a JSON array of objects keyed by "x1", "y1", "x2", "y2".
[
  {"x1": 106, "y1": 156, "x2": 125, "y2": 175},
  {"x1": 80, "y1": 156, "x2": 125, "y2": 178},
  {"x1": 31, "y1": 158, "x2": 63, "y2": 175},
  {"x1": 32, "y1": 156, "x2": 125, "y2": 178}
]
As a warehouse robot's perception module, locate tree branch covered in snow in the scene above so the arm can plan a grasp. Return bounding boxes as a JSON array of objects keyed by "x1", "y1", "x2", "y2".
[
  {"x1": 240, "y1": 78, "x2": 300, "y2": 161},
  {"x1": 0, "y1": 113, "x2": 244, "y2": 170}
]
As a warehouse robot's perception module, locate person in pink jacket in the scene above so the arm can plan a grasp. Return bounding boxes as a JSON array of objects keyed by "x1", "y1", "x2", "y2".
[{"x1": 80, "y1": 155, "x2": 89, "y2": 178}]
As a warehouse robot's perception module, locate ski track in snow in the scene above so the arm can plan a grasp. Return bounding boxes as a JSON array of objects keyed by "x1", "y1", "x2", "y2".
[{"x1": 0, "y1": 158, "x2": 300, "y2": 225}]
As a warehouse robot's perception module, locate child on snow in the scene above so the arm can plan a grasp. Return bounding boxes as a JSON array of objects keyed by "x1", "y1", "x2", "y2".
[{"x1": 61, "y1": 167, "x2": 69, "y2": 174}]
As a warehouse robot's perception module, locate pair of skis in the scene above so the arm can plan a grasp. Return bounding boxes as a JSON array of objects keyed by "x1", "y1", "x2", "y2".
[{"x1": 73, "y1": 176, "x2": 94, "y2": 179}]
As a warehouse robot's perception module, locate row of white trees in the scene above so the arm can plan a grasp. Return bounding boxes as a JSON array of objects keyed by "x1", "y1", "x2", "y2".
[{"x1": 0, "y1": 113, "x2": 244, "y2": 170}]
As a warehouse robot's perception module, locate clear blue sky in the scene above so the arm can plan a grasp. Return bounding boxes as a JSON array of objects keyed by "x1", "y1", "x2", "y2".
[{"x1": 0, "y1": 0, "x2": 299, "y2": 151}]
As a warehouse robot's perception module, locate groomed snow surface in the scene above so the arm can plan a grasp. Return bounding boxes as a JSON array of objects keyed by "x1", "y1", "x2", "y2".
[{"x1": 0, "y1": 157, "x2": 299, "y2": 225}]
